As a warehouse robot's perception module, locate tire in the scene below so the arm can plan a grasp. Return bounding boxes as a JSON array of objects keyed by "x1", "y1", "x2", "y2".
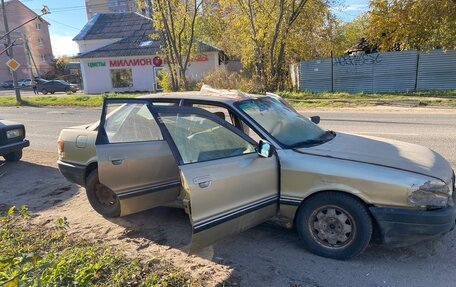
[
  {"x1": 85, "y1": 169, "x2": 121, "y2": 218},
  {"x1": 41, "y1": 89, "x2": 48, "y2": 95},
  {"x1": 50, "y1": 92, "x2": 55, "y2": 94},
  {"x1": 3, "y1": 150, "x2": 22, "y2": 162},
  {"x1": 296, "y1": 192, "x2": 372, "y2": 260}
]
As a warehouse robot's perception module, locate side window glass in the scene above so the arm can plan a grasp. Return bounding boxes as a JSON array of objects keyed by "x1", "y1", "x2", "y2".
[
  {"x1": 191, "y1": 104, "x2": 234, "y2": 125},
  {"x1": 159, "y1": 112, "x2": 256, "y2": 164},
  {"x1": 104, "y1": 103, "x2": 163, "y2": 143}
]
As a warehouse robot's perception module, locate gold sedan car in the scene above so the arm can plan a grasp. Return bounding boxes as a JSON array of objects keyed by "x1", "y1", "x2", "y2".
[{"x1": 57, "y1": 87, "x2": 455, "y2": 259}]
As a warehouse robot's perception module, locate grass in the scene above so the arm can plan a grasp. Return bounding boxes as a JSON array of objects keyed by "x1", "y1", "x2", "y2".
[
  {"x1": 278, "y1": 90, "x2": 456, "y2": 108},
  {"x1": 0, "y1": 90, "x2": 455, "y2": 108},
  {"x1": 0, "y1": 206, "x2": 198, "y2": 287}
]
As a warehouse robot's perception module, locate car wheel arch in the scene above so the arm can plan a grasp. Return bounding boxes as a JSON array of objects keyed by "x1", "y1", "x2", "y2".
[
  {"x1": 84, "y1": 161, "x2": 98, "y2": 185},
  {"x1": 291, "y1": 190, "x2": 374, "y2": 228}
]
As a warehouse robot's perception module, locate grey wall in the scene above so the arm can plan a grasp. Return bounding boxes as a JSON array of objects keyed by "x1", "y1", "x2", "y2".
[{"x1": 298, "y1": 50, "x2": 456, "y2": 93}]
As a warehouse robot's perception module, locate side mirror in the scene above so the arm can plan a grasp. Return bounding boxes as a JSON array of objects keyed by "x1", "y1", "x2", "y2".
[
  {"x1": 257, "y1": 140, "x2": 273, "y2": 158},
  {"x1": 310, "y1": 116, "x2": 320, "y2": 125}
]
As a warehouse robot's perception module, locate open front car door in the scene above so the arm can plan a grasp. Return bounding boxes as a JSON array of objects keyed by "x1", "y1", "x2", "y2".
[{"x1": 153, "y1": 106, "x2": 280, "y2": 253}]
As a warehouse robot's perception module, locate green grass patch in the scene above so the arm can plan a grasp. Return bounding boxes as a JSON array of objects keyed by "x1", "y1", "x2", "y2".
[
  {"x1": 278, "y1": 90, "x2": 456, "y2": 108},
  {"x1": 0, "y1": 93, "x2": 139, "y2": 107},
  {"x1": 0, "y1": 90, "x2": 455, "y2": 108},
  {"x1": 0, "y1": 206, "x2": 197, "y2": 287}
]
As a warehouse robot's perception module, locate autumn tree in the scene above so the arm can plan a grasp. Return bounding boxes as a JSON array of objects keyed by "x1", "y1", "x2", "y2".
[
  {"x1": 365, "y1": 0, "x2": 456, "y2": 51},
  {"x1": 138, "y1": 0, "x2": 202, "y2": 91},
  {"x1": 200, "y1": 0, "x2": 331, "y2": 91}
]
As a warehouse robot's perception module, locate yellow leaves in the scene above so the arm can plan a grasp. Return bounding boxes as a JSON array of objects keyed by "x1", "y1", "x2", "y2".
[
  {"x1": 3, "y1": 276, "x2": 19, "y2": 287},
  {"x1": 366, "y1": 0, "x2": 456, "y2": 51}
]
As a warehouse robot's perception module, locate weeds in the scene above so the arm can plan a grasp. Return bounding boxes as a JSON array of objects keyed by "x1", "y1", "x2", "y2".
[{"x1": 0, "y1": 206, "x2": 196, "y2": 287}]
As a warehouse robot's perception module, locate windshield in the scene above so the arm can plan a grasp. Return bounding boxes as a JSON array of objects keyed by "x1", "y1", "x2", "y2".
[{"x1": 236, "y1": 97, "x2": 330, "y2": 147}]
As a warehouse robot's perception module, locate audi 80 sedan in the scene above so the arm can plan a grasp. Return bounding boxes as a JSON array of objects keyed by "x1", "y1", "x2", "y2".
[{"x1": 57, "y1": 86, "x2": 455, "y2": 259}]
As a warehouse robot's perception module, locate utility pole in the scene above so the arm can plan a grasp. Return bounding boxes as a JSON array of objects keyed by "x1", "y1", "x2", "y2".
[
  {"x1": 22, "y1": 34, "x2": 34, "y2": 85},
  {"x1": 1, "y1": 0, "x2": 21, "y2": 104}
]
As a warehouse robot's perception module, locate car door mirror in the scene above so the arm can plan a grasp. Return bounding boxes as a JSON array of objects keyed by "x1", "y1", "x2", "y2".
[
  {"x1": 310, "y1": 116, "x2": 320, "y2": 124},
  {"x1": 257, "y1": 140, "x2": 273, "y2": 158}
]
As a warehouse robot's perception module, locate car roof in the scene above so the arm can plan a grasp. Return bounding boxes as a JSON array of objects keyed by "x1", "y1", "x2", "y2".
[{"x1": 137, "y1": 85, "x2": 263, "y2": 104}]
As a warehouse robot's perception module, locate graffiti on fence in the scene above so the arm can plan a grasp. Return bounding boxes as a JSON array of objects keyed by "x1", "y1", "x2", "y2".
[{"x1": 333, "y1": 54, "x2": 382, "y2": 66}]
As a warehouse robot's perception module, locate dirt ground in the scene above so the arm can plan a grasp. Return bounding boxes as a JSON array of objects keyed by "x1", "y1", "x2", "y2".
[{"x1": 2, "y1": 149, "x2": 456, "y2": 287}]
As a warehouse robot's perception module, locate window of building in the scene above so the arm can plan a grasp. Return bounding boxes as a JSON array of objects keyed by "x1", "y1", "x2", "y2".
[
  {"x1": 40, "y1": 55, "x2": 46, "y2": 62},
  {"x1": 110, "y1": 69, "x2": 133, "y2": 88},
  {"x1": 38, "y1": 38, "x2": 44, "y2": 45},
  {"x1": 35, "y1": 23, "x2": 41, "y2": 30}
]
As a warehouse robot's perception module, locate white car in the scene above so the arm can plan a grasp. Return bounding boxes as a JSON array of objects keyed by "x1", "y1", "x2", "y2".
[{"x1": 18, "y1": 79, "x2": 31, "y2": 87}]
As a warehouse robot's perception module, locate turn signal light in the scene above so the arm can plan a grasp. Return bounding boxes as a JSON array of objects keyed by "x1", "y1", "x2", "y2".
[{"x1": 57, "y1": 140, "x2": 64, "y2": 155}]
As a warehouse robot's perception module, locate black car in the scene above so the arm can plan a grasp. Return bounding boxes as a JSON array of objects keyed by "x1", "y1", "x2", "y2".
[
  {"x1": 1, "y1": 80, "x2": 14, "y2": 89},
  {"x1": 0, "y1": 120, "x2": 29, "y2": 161},
  {"x1": 37, "y1": 80, "x2": 78, "y2": 95}
]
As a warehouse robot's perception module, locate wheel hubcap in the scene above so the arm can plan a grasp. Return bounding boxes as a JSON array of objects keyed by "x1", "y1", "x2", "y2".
[
  {"x1": 94, "y1": 183, "x2": 116, "y2": 207},
  {"x1": 309, "y1": 206, "x2": 355, "y2": 249}
]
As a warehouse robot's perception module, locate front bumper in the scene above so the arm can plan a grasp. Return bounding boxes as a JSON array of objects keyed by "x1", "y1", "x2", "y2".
[
  {"x1": 370, "y1": 204, "x2": 456, "y2": 247},
  {"x1": 0, "y1": 139, "x2": 29, "y2": 156},
  {"x1": 57, "y1": 160, "x2": 86, "y2": 187}
]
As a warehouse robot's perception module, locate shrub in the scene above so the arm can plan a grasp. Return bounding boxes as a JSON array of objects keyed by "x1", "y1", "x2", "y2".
[{"x1": 199, "y1": 68, "x2": 264, "y2": 93}]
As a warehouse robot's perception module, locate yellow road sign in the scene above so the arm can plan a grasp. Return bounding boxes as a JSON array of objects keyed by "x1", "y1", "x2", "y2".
[{"x1": 6, "y1": 58, "x2": 20, "y2": 71}]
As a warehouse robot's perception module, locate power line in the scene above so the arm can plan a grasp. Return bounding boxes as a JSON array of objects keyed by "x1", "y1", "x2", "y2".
[{"x1": 44, "y1": 17, "x2": 83, "y2": 31}]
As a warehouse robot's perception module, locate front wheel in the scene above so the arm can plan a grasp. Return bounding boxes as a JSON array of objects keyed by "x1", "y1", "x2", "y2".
[
  {"x1": 41, "y1": 89, "x2": 48, "y2": 95},
  {"x1": 3, "y1": 150, "x2": 22, "y2": 162},
  {"x1": 85, "y1": 170, "x2": 120, "y2": 218},
  {"x1": 296, "y1": 192, "x2": 372, "y2": 260}
]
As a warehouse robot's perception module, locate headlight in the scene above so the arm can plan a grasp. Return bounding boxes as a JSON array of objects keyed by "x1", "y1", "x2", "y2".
[
  {"x1": 6, "y1": 128, "x2": 24, "y2": 139},
  {"x1": 408, "y1": 181, "x2": 452, "y2": 208}
]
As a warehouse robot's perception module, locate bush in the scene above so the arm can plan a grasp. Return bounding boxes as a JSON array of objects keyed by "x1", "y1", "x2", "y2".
[{"x1": 199, "y1": 68, "x2": 264, "y2": 93}]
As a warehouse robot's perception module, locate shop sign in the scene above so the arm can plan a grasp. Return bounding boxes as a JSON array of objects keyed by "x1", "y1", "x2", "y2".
[
  {"x1": 109, "y1": 58, "x2": 154, "y2": 67},
  {"x1": 88, "y1": 61, "x2": 106, "y2": 68},
  {"x1": 153, "y1": 56, "x2": 163, "y2": 66}
]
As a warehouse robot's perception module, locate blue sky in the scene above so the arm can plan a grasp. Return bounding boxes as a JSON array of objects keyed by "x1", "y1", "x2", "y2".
[{"x1": 19, "y1": 0, "x2": 368, "y2": 57}]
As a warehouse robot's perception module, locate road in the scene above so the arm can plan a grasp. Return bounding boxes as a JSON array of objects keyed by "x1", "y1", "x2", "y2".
[
  {"x1": 1, "y1": 106, "x2": 455, "y2": 166},
  {"x1": 2, "y1": 106, "x2": 456, "y2": 286}
]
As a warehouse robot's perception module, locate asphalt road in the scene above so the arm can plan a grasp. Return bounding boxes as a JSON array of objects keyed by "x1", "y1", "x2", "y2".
[{"x1": 1, "y1": 106, "x2": 455, "y2": 166}]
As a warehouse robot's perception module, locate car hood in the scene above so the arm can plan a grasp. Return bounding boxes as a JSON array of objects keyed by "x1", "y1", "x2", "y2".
[
  {"x1": 0, "y1": 120, "x2": 22, "y2": 127},
  {"x1": 295, "y1": 132, "x2": 453, "y2": 182}
]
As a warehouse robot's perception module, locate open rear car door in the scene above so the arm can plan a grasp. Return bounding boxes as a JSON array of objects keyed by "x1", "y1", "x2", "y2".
[
  {"x1": 95, "y1": 99, "x2": 181, "y2": 216},
  {"x1": 152, "y1": 106, "x2": 280, "y2": 253}
]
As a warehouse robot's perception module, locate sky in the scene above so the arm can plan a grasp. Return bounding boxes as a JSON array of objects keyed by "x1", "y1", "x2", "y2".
[{"x1": 19, "y1": 0, "x2": 369, "y2": 57}]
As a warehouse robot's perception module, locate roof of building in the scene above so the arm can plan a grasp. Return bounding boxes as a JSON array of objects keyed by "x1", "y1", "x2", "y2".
[
  {"x1": 73, "y1": 12, "x2": 154, "y2": 41},
  {"x1": 74, "y1": 12, "x2": 223, "y2": 59}
]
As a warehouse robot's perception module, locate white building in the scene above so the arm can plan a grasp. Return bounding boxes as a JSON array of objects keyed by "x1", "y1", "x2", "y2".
[{"x1": 74, "y1": 12, "x2": 227, "y2": 94}]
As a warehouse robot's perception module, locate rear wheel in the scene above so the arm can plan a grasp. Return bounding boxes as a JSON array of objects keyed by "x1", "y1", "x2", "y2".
[
  {"x1": 85, "y1": 169, "x2": 120, "y2": 218},
  {"x1": 4, "y1": 150, "x2": 22, "y2": 162},
  {"x1": 296, "y1": 192, "x2": 372, "y2": 260}
]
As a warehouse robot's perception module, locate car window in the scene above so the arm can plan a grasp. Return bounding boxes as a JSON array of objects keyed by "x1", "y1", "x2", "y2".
[
  {"x1": 190, "y1": 103, "x2": 262, "y2": 142},
  {"x1": 159, "y1": 112, "x2": 256, "y2": 164},
  {"x1": 191, "y1": 104, "x2": 234, "y2": 125},
  {"x1": 104, "y1": 103, "x2": 163, "y2": 143}
]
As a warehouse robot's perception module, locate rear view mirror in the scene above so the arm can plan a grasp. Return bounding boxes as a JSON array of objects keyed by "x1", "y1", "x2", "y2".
[
  {"x1": 257, "y1": 140, "x2": 273, "y2": 158},
  {"x1": 310, "y1": 116, "x2": 320, "y2": 124}
]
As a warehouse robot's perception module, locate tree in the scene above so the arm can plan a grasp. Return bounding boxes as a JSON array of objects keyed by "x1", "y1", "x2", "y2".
[
  {"x1": 139, "y1": 0, "x2": 202, "y2": 91},
  {"x1": 365, "y1": 0, "x2": 456, "y2": 51},
  {"x1": 200, "y1": 0, "x2": 330, "y2": 91}
]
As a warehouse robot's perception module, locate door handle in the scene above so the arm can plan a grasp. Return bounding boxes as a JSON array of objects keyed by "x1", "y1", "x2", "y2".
[
  {"x1": 193, "y1": 176, "x2": 212, "y2": 189},
  {"x1": 110, "y1": 158, "x2": 124, "y2": 165}
]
